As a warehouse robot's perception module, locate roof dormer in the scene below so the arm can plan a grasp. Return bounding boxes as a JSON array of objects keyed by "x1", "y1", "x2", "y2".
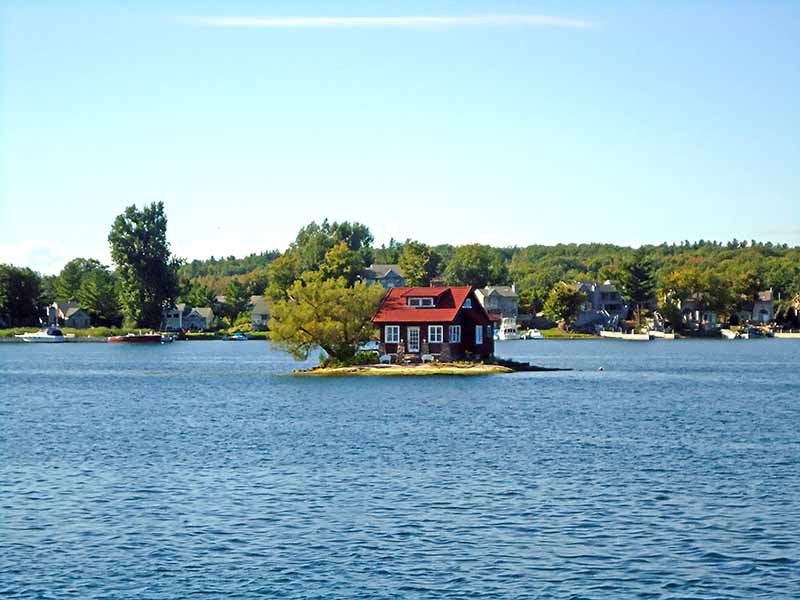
[{"x1": 407, "y1": 297, "x2": 435, "y2": 307}]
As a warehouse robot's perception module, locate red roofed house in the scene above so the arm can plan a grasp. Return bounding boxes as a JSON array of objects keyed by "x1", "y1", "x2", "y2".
[{"x1": 372, "y1": 286, "x2": 494, "y2": 361}]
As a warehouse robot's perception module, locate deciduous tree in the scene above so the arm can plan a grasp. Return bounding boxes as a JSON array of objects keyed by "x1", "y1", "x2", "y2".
[
  {"x1": 269, "y1": 274, "x2": 386, "y2": 363},
  {"x1": 399, "y1": 241, "x2": 440, "y2": 287},
  {"x1": 444, "y1": 244, "x2": 507, "y2": 288},
  {"x1": 0, "y1": 264, "x2": 42, "y2": 326},
  {"x1": 543, "y1": 283, "x2": 586, "y2": 330},
  {"x1": 108, "y1": 202, "x2": 180, "y2": 328},
  {"x1": 78, "y1": 268, "x2": 122, "y2": 326}
]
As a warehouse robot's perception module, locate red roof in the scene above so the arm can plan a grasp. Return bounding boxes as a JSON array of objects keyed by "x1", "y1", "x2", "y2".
[{"x1": 373, "y1": 286, "x2": 486, "y2": 323}]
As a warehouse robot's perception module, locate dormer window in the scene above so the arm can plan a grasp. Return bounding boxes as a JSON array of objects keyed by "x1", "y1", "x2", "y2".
[
  {"x1": 463, "y1": 298, "x2": 472, "y2": 309},
  {"x1": 408, "y1": 297, "x2": 434, "y2": 307}
]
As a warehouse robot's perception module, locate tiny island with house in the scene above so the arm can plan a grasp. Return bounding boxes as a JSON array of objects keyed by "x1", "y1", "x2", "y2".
[{"x1": 298, "y1": 285, "x2": 514, "y2": 376}]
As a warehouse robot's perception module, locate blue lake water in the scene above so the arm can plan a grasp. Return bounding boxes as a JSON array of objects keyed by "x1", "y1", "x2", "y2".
[{"x1": 1, "y1": 339, "x2": 799, "y2": 599}]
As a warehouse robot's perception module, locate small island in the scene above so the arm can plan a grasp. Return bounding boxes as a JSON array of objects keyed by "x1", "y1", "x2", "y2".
[{"x1": 294, "y1": 362, "x2": 514, "y2": 377}]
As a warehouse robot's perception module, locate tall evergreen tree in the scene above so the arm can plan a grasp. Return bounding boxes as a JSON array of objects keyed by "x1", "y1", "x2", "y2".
[{"x1": 618, "y1": 248, "x2": 656, "y2": 325}]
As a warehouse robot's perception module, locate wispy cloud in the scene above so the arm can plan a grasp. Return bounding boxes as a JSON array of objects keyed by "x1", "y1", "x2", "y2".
[{"x1": 179, "y1": 14, "x2": 594, "y2": 30}]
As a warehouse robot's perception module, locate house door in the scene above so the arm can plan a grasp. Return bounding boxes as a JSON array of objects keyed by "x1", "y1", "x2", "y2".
[{"x1": 407, "y1": 327, "x2": 420, "y2": 353}]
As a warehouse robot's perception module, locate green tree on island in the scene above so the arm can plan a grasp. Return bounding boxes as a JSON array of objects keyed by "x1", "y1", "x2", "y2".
[
  {"x1": 108, "y1": 202, "x2": 180, "y2": 329},
  {"x1": 543, "y1": 282, "x2": 586, "y2": 330},
  {"x1": 268, "y1": 274, "x2": 386, "y2": 364},
  {"x1": 399, "y1": 241, "x2": 440, "y2": 287},
  {"x1": 444, "y1": 244, "x2": 507, "y2": 288}
]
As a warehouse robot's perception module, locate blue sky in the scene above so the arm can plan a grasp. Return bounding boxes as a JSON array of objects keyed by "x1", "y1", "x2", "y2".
[{"x1": 1, "y1": 1, "x2": 798, "y2": 274}]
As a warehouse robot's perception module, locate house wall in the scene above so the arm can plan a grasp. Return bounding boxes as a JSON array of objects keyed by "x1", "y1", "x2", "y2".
[
  {"x1": 482, "y1": 294, "x2": 518, "y2": 318},
  {"x1": 65, "y1": 311, "x2": 91, "y2": 329},
  {"x1": 370, "y1": 274, "x2": 406, "y2": 288},
  {"x1": 251, "y1": 313, "x2": 269, "y2": 330},
  {"x1": 183, "y1": 314, "x2": 208, "y2": 331},
  {"x1": 752, "y1": 300, "x2": 773, "y2": 323}
]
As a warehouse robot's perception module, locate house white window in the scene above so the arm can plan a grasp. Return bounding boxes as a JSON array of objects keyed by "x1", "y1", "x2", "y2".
[
  {"x1": 463, "y1": 298, "x2": 472, "y2": 309},
  {"x1": 385, "y1": 325, "x2": 400, "y2": 344},
  {"x1": 449, "y1": 325, "x2": 461, "y2": 343},
  {"x1": 428, "y1": 325, "x2": 444, "y2": 343},
  {"x1": 475, "y1": 324, "x2": 483, "y2": 345},
  {"x1": 408, "y1": 297, "x2": 434, "y2": 307}
]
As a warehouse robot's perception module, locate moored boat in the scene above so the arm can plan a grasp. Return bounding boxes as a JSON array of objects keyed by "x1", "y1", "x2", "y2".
[
  {"x1": 107, "y1": 332, "x2": 164, "y2": 343},
  {"x1": 523, "y1": 328, "x2": 544, "y2": 340},
  {"x1": 495, "y1": 317, "x2": 521, "y2": 341},
  {"x1": 223, "y1": 332, "x2": 249, "y2": 341},
  {"x1": 15, "y1": 327, "x2": 69, "y2": 343}
]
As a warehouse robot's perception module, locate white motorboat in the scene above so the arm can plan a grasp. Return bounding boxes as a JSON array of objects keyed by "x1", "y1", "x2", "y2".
[
  {"x1": 721, "y1": 329, "x2": 739, "y2": 340},
  {"x1": 15, "y1": 327, "x2": 70, "y2": 343},
  {"x1": 523, "y1": 329, "x2": 544, "y2": 340},
  {"x1": 495, "y1": 318, "x2": 521, "y2": 341}
]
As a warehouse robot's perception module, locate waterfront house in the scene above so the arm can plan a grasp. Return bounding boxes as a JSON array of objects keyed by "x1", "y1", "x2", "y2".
[
  {"x1": 372, "y1": 286, "x2": 494, "y2": 361},
  {"x1": 679, "y1": 295, "x2": 718, "y2": 330},
  {"x1": 48, "y1": 301, "x2": 91, "y2": 329},
  {"x1": 735, "y1": 290, "x2": 775, "y2": 324},
  {"x1": 184, "y1": 307, "x2": 214, "y2": 331},
  {"x1": 248, "y1": 295, "x2": 271, "y2": 330},
  {"x1": 162, "y1": 303, "x2": 215, "y2": 331},
  {"x1": 162, "y1": 303, "x2": 187, "y2": 331},
  {"x1": 475, "y1": 285, "x2": 519, "y2": 325},
  {"x1": 362, "y1": 264, "x2": 406, "y2": 288},
  {"x1": 573, "y1": 281, "x2": 629, "y2": 331},
  {"x1": 752, "y1": 290, "x2": 774, "y2": 324}
]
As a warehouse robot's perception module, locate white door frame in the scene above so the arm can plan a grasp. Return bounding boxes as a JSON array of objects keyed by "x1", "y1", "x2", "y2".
[{"x1": 407, "y1": 326, "x2": 420, "y2": 352}]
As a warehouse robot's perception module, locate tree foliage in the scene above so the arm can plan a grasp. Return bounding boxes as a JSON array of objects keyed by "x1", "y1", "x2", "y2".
[
  {"x1": 543, "y1": 283, "x2": 586, "y2": 329},
  {"x1": 318, "y1": 241, "x2": 365, "y2": 285},
  {"x1": 108, "y1": 202, "x2": 180, "y2": 328},
  {"x1": 269, "y1": 275, "x2": 386, "y2": 362},
  {"x1": 77, "y1": 267, "x2": 122, "y2": 326},
  {"x1": 0, "y1": 264, "x2": 42, "y2": 326},
  {"x1": 444, "y1": 244, "x2": 508, "y2": 287},
  {"x1": 399, "y1": 241, "x2": 440, "y2": 287},
  {"x1": 55, "y1": 258, "x2": 105, "y2": 301},
  {"x1": 185, "y1": 284, "x2": 217, "y2": 308},
  {"x1": 225, "y1": 279, "x2": 250, "y2": 323}
]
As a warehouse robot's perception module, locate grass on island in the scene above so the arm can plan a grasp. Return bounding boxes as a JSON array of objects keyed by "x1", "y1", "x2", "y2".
[{"x1": 295, "y1": 362, "x2": 514, "y2": 377}]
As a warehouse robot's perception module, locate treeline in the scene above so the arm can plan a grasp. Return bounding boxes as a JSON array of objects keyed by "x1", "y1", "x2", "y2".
[{"x1": 3, "y1": 213, "x2": 800, "y2": 329}]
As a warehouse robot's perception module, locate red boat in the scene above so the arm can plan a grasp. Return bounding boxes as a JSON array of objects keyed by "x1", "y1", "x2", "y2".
[{"x1": 107, "y1": 332, "x2": 165, "y2": 343}]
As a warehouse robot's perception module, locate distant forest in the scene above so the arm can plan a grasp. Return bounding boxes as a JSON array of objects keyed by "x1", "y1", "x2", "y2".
[
  {"x1": 4, "y1": 217, "x2": 799, "y2": 329},
  {"x1": 181, "y1": 233, "x2": 800, "y2": 313}
]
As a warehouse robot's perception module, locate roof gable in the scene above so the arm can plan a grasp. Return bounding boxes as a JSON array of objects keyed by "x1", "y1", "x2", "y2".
[
  {"x1": 364, "y1": 264, "x2": 405, "y2": 279},
  {"x1": 373, "y1": 286, "x2": 490, "y2": 324}
]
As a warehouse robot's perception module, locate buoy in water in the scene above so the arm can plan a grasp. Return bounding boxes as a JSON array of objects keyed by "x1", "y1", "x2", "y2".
[{"x1": 597, "y1": 367, "x2": 604, "y2": 372}]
